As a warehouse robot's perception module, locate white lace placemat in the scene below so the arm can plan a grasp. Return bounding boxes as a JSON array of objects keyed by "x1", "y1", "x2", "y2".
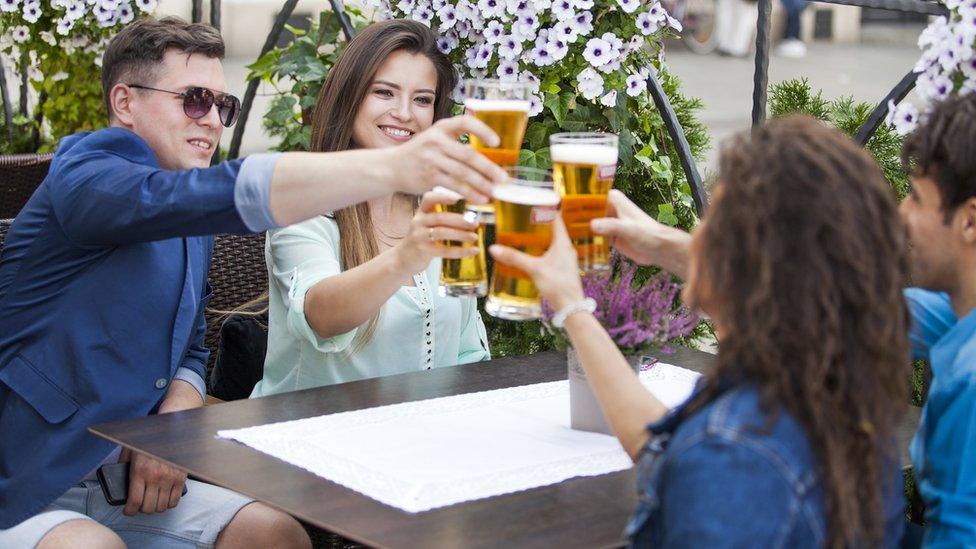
[{"x1": 217, "y1": 362, "x2": 701, "y2": 513}]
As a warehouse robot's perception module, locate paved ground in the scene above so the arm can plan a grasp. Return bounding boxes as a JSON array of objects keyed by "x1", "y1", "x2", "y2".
[{"x1": 222, "y1": 22, "x2": 927, "y2": 171}]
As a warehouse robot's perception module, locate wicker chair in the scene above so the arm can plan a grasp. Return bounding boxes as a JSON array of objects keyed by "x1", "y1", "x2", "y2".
[
  {"x1": 0, "y1": 153, "x2": 54, "y2": 218},
  {"x1": 0, "y1": 218, "x2": 11, "y2": 250},
  {"x1": 205, "y1": 233, "x2": 269, "y2": 378}
]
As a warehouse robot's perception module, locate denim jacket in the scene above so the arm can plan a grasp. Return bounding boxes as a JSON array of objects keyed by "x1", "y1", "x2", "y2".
[{"x1": 625, "y1": 382, "x2": 905, "y2": 548}]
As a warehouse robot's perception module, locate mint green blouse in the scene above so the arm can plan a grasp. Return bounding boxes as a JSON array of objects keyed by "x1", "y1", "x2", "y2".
[{"x1": 250, "y1": 216, "x2": 490, "y2": 397}]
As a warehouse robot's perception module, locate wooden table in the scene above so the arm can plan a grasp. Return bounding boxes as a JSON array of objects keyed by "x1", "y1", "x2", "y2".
[{"x1": 89, "y1": 347, "x2": 919, "y2": 548}]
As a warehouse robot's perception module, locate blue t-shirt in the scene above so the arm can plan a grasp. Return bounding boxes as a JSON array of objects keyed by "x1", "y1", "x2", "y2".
[{"x1": 905, "y1": 288, "x2": 976, "y2": 547}]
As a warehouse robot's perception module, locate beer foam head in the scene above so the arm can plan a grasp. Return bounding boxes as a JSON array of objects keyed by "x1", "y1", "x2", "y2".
[
  {"x1": 464, "y1": 98, "x2": 532, "y2": 112},
  {"x1": 550, "y1": 143, "x2": 618, "y2": 166},
  {"x1": 493, "y1": 183, "x2": 560, "y2": 206}
]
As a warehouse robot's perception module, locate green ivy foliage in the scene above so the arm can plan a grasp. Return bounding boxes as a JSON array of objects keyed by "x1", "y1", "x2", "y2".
[{"x1": 769, "y1": 78, "x2": 910, "y2": 200}]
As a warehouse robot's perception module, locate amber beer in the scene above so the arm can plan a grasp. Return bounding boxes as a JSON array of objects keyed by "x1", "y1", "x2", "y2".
[
  {"x1": 485, "y1": 169, "x2": 560, "y2": 321},
  {"x1": 437, "y1": 196, "x2": 489, "y2": 297},
  {"x1": 463, "y1": 79, "x2": 533, "y2": 220},
  {"x1": 465, "y1": 98, "x2": 530, "y2": 167},
  {"x1": 550, "y1": 133, "x2": 619, "y2": 271}
]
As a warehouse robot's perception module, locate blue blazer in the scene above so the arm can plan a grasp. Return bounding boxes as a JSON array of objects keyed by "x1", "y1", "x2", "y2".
[{"x1": 0, "y1": 128, "x2": 251, "y2": 528}]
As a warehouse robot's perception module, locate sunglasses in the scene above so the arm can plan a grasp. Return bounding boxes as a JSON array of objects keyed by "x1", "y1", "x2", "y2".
[{"x1": 127, "y1": 84, "x2": 241, "y2": 127}]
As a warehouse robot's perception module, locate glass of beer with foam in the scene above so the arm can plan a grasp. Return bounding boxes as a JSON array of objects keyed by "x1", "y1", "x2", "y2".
[
  {"x1": 485, "y1": 167, "x2": 560, "y2": 321},
  {"x1": 550, "y1": 132, "x2": 619, "y2": 272},
  {"x1": 463, "y1": 79, "x2": 532, "y2": 221},
  {"x1": 434, "y1": 187, "x2": 491, "y2": 297}
]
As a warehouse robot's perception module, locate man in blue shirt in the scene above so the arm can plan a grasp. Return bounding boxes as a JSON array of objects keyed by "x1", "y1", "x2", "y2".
[
  {"x1": 0, "y1": 16, "x2": 502, "y2": 548},
  {"x1": 898, "y1": 93, "x2": 976, "y2": 546}
]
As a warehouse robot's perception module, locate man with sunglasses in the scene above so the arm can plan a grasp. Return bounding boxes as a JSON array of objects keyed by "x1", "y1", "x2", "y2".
[{"x1": 0, "y1": 16, "x2": 504, "y2": 549}]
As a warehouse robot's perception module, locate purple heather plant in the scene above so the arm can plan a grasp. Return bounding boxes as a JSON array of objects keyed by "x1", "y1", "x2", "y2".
[{"x1": 543, "y1": 257, "x2": 700, "y2": 354}]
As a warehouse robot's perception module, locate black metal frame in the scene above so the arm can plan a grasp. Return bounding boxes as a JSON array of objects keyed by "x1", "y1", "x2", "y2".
[{"x1": 751, "y1": 0, "x2": 946, "y2": 131}]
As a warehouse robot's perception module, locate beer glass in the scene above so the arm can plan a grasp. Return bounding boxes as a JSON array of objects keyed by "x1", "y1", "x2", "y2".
[
  {"x1": 437, "y1": 196, "x2": 490, "y2": 297},
  {"x1": 463, "y1": 79, "x2": 532, "y2": 221},
  {"x1": 550, "y1": 132, "x2": 619, "y2": 272},
  {"x1": 485, "y1": 167, "x2": 560, "y2": 321}
]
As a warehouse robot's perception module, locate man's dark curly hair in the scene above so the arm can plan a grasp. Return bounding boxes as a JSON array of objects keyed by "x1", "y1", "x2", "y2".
[{"x1": 902, "y1": 93, "x2": 976, "y2": 222}]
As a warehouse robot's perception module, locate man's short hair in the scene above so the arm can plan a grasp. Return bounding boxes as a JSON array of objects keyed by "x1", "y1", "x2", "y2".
[
  {"x1": 902, "y1": 93, "x2": 976, "y2": 219},
  {"x1": 101, "y1": 16, "x2": 225, "y2": 120}
]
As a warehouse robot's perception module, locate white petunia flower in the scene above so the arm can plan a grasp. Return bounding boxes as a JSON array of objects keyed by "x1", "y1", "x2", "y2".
[
  {"x1": 437, "y1": 32, "x2": 459, "y2": 53},
  {"x1": 917, "y1": 70, "x2": 954, "y2": 102},
  {"x1": 577, "y1": 67, "x2": 604, "y2": 100},
  {"x1": 646, "y1": 2, "x2": 667, "y2": 23},
  {"x1": 616, "y1": 0, "x2": 640, "y2": 13},
  {"x1": 484, "y1": 19, "x2": 505, "y2": 43},
  {"x1": 885, "y1": 100, "x2": 919, "y2": 136},
  {"x1": 636, "y1": 11, "x2": 663, "y2": 35},
  {"x1": 100, "y1": 0, "x2": 121, "y2": 10},
  {"x1": 528, "y1": 93, "x2": 543, "y2": 116},
  {"x1": 568, "y1": 11, "x2": 594, "y2": 36},
  {"x1": 600, "y1": 90, "x2": 617, "y2": 107},
  {"x1": 533, "y1": 0, "x2": 552, "y2": 10},
  {"x1": 497, "y1": 33, "x2": 523, "y2": 59},
  {"x1": 962, "y1": 76, "x2": 976, "y2": 95},
  {"x1": 432, "y1": 0, "x2": 447, "y2": 10},
  {"x1": 551, "y1": 0, "x2": 575, "y2": 20},
  {"x1": 496, "y1": 59, "x2": 519, "y2": 80},
  {"x1": 530, "y1": 42, "x2": 556, "y2": 66},
  {"x1": 51, "y1": 71, "x2": 69, "y2": 81},
  {"x1": 466, "y1": 42, "x2": 493, "y2": 69},
  {"x1": 455, "y1": 20, "x2": 473, "y2": 39},
  {"x1": 515, "y1": 13, "x2": 540, "y2": 39},
  {"x1": 548, "y1": 36, "x2": 569, "y2": 60},
  {"x1": 583, "y1": 36, "x2": 614, "y2": 66},
  {"x1": 56, "y1": 16, "x2": 74, "y2": 35},
  {"x1": 962, "y1": 57, "x2": 976, "y2": 78},
  {"x1": 116, "y1": 2, "x2": 134, "y2": 23},
  {"x1": 411, "y1": 7, "x2": 434, "y2": 26},
  {"x1": 666, "y1": 14, "x2": 683, "y2": 32},
  {"x1": 437, "y1": 4, "x2": 458, "y2": 29},
  {"x1": 11, "y1": 25, "x2": 29, "y2": 43},
  {"x1": 626, "y1": 73, "x2": 647, "y2": 96},
  {"x1": 40, "y1": 30, "x2": 57, "y2": 46},
  {"x1": 553, "y1": 21, "x2": 580, "y2": 43},
  {"x1": 22, "y1": 1, "x2": 41, "y2": 22},
  {"x1": 134, "y1": 0, "x2": 156, "y2": 11},
  {"x1": 574, "y1": 0, "x2": 594, "y2": 8},
  {"x1": 0, "y1": 0, "x2": 18, "y2": 13},
  {"x1": 65, "y1": 0, "x2": 86, "y2": 20},
  {"x1": 397, "y1": 0, "x2": 415, "y2": 13},
  {"x1": 478, "y1": 0, "x2": 507, "y2": 18},
  {"x1": 522, "y1": 70, "x2": 541, "y2": 93}
]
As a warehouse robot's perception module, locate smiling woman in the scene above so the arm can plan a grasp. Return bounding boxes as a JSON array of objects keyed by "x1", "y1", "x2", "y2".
[{"x1": 248, "y1": 19, "x2": 491, "y2": 398}]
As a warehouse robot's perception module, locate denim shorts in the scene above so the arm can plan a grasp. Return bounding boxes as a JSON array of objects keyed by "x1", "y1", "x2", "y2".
[{"x1": 0, "y1": 477, "x2": 253, "y2": 548}]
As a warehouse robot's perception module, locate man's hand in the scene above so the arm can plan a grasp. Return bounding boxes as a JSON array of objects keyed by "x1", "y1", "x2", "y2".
[
  {"x1": 120, "y1": 379, "x2": 200, "y2": 515},
  {"x1": 121, "y1": 448, "x2": 188, "y2": 516},
  {"x1": 385, "y1": 115, "x2": 507, "y2": 204},
  {"x1": 590, "y1": 190, "x2": 693, "y2": 278}
]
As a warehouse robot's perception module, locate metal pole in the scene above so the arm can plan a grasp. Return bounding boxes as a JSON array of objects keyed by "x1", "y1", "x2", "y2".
[
  {"x1": 328, "y1": 0, "x2": 356, "y2": 41},
  {"x1": 228, "y1": 0, "x2": 302, "y2": 159},
  {"x1": 210, "y1": 0, "x2": 221, "y2": 30},
  {"x1": 0, "y1": 55, "x2": 14, "y2": 142},
  {"x1": 645, "y1": 70, "x2": 708, "y2": 215},
  {"x1": 191, "y1": 0, "x2": 203, "y2": 23},
  {"x1": 854, "y1": 71, "x2": 918, "y2": 146},
  {"x1": 751, "y1": 0, "x2": 772, "y2": 127},
  {"x1": 19, "y1": 57, "x2": 28, "y2": 117}
]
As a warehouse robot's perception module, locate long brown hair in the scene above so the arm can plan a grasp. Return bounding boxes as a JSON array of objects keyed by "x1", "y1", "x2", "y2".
[{"x1": 687, "y1": 116, "x2": 909, "y2": 547}]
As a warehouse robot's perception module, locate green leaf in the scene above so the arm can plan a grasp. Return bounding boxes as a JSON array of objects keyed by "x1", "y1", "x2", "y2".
[
  {"x1": 544, "y1": 93, "x2": 568, "y2": 126},
  {"x1": 524, "y1": 121, "x2": 551, "y2": 151},
  {"x1": 656, "y1": 203, "x2": 679, "y2": 226}
]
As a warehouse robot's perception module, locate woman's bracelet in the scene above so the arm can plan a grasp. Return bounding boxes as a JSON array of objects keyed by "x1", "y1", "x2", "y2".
[{"x1": 551, "y1": 297, "x2": 597, "y2": 329}]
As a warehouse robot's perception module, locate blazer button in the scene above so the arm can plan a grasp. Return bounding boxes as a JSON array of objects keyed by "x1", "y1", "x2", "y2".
[{"x1": 154, "y1": 378, "x2": 168, "y2": 389}]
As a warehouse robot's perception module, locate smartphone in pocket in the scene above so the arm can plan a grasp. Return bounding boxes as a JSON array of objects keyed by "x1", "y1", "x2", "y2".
[{"x1": 96, "y1": 462, "x2": 188, "y2": 506}]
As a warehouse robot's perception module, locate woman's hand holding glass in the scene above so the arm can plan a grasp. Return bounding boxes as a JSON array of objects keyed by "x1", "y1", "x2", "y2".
[
  {"x1": 488, "y1": 217, "x2": 585, "y2": 313},
  {"x1": 393, "y1": 189, "x2": 481, "y2": 275},
  {"x1": 590, "y1": 190, "x2": 692, "y2": 278}
]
